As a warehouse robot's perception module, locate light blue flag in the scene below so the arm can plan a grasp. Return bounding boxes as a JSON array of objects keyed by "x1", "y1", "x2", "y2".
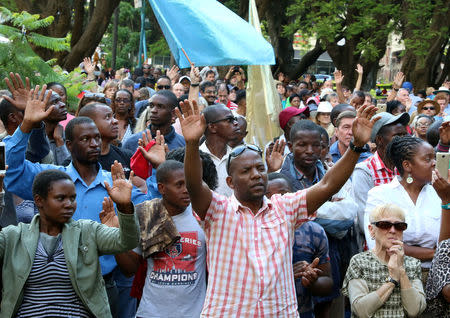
[{"x1": 147, "y1": 0, "x2": 275, "y2": 68}]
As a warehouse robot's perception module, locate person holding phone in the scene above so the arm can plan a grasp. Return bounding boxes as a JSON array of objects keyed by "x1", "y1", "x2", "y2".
[{"x1": 342, "y1": 204, "x2": 426, "y2": 317}]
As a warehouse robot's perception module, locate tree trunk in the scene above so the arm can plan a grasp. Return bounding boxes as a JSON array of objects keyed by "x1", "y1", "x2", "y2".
[
  {"x1": 61, "y1": 0, "x2": 121, "y2": 70},
  {"x1": 288, "y1": 40, "x2": 325, "y2": 80},
  {"x1": 327, "y1": 38, "x2": 361, "y2": 89},
  {"x1": 111, "y1": 6, "x2": 119, "y2": 70}
]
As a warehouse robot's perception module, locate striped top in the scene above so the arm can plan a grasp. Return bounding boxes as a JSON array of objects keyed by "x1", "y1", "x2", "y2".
[
  {"x1": 17, "y1": 235, "x2": 92, "y2": 318},
  {"x1": 364, "y1": 151, "x2": 397, "y2": 186},
  {"x1": 200, "y1": 190, "x2": 314, "y2": 317}
]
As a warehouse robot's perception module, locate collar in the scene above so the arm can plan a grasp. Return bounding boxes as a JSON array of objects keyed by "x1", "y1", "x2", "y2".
[
  {"x1": 230, "y1": 194, "x2": 272, "y2": 217},
  {"x1": 199, "y1": 142, "x2": 232, "y2": 161},
  {"x1": 370, "y1": 151, "x2": 393, "y2": 173},
  {"x1": 287, "y1": 153, "x2": 322, "y2": 184},
  {"x1": 66, "y1": 162, "x2": 108, "y2": 188},
  {"x1": 329, "y1": 141, "x2": 341, "y2": 156},
  {"x1": 147, "y1": 125, "x2": 176, "y2": 142}
]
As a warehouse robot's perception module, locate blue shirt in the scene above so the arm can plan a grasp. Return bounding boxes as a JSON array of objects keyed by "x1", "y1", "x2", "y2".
[
  {"x1": 4, "y1": 127, "x2": 150, "y2": 275},
  {"x1": 329, "y1": 141, "x2": 372, "y2": 164},
  {"x1": 122, "y1": 125, "x2": 185, "y2": 153},
  {"x1": 293, "y1": 222, "x2": 329, "y2": 315},
  {"x1": 280, "y1": 154, "x2": 325, "y2": 192}
]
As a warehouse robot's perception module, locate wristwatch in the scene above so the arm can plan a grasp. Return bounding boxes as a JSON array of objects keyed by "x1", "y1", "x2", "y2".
[
  {"x1": 386, "y1": 277, "x2": 399, "y2": 288},
  {"x1": 349, "y1": 141, "x2": 365, "y2": 153}
]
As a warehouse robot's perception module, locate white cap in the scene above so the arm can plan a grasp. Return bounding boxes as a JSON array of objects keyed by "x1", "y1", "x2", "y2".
[
  {"x1": 317, "y1": 101, "x2": 333, "y2": 113},
  {"x1": 320, "y1": 88, "x2": 334, "y2": 99}
]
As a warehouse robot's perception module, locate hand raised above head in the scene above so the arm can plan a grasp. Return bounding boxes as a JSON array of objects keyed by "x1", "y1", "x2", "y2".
[
  {"x1": 334, "y1": 70, "x2": 344, "y2": 85},
  {"x1": 266, "y1": 138, "x2": 286, "y2": 173},
  {"x1": 190, "y1": 64, "x2": 201, "y2": 85},
  {"x1": 352, "y1": 104, "x2": 380, "y2": 147},
  {"x1": 21, "y1": 85, "x2": 54, "y2": 133},
  {"x1": 393, "y1": 72, "x2": 404, "y2": 90},
  {"x1": 174, "y1": 99, "x2": 206, "y2": 143},
  {"x1": 3, "y1": 73, "x2": 31, "y2": 111}
]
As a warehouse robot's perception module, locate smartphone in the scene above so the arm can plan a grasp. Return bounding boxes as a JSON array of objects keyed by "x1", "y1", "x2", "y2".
[
  {"x1": 0, "y1": 142, "x2": 5, "y2": 174},
  {"x1": 376, "y1": 104, "x2": 387, "y2": 114},
  {"x1": 436, "y1": 152, "x2": 450, "y2": 179}
]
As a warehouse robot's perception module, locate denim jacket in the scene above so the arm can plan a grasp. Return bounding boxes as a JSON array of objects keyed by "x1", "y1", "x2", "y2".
[{"x1": 0, "y1": 210, "x2": 139, "y2": 317}]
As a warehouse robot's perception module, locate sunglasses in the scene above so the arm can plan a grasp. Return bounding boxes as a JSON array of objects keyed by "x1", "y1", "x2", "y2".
[
  {"x1": 157, "y1": 85, "x2": 171, "y2": 90},
  {"x1": 372, "y1": 221, "x2": 408, "y2": 231},
  {"x1": 209, "y1": 116, "x2": 237, "y2": 124},
  {"x1": 226, "y1": 144, "x2": 262, "y2": 174},
  {"x1": 422, "y1": 107, "x2": 435, "y2": 110},
  {"x1": 84, "y1": 92, "x2": 105, "y2": 98}
]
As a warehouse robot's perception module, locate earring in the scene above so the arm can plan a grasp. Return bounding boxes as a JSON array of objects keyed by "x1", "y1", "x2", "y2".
[{"x1": 406, "y1": 174, "x2": 413, "y2": 184}]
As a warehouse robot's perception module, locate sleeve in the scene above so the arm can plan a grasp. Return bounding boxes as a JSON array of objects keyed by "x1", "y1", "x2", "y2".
[
  {"x1": 275, "y1": 188, "x2": 313, "y2": 229},
  {"x1": 95, "y1": 209, "x2": 140, "y2": 255},
  {"x1": 4, "y1": 127, "x2": 62, "y2": 200},
  {"x1": 314, "y1": 224, "x2": 330, "y2": 264},
  {"x1": 347, "y1": 279, "x2": 384, "y2": 318},
  {"x1": 53, "y1": 144, "x2": 71, "y2": 165},
  {"x1": 401, "y1": 279, "x2": 426, "y2": 317},
  {"x1": 351, "y1": 165, "x2": 373, "y2": 235},
  {"x1": 203, "y1": 191, "x2": 226, "y2": 231},
  {"x1": 25, "y1": 124, "x2": 50, "y2": 163}
]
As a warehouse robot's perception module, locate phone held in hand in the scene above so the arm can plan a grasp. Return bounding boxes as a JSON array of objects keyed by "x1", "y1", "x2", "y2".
[{"x1": 436, "y1": 152, "x2": 450, "y2": 179}]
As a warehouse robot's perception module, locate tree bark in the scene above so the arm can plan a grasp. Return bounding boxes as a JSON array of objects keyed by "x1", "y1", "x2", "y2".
[
  {"x1": 288, "y1": 40, "x2": 325, "y2": 80},
  {"x1": 61, "y1": 0, "x2": 121, "y2": 70},
  {"x1": 111, "y1": 6, "x2": 119, "y2": 70}
]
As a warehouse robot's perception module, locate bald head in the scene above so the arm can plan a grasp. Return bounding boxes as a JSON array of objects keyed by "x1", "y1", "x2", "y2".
[{"x1": 202, "y1": 104, "x2": 230, "y2": 124}]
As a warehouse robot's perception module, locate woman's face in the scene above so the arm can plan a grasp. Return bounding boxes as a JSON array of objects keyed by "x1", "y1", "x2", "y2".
[
  {"x1": 291, "y1": 96, "x2": 301, "y2": 108},
  {"x1": 277, "y1": 84, "x2": 286, "y2": 95},
  {"x1": 316, "y1": 112, "x2": 331, "y2": 126},
  {"x1": 369, "y1": 216, "x2": 405, "y2": 251},
  {"x1": 36, "y1": 179, "x2": 77, "y2": 226},
  {"x1": 403, "y1": 143, "x2": 436, "y2": 184},
  {"x1": 114, "y1": 91, "x2": 132, "y2": 115},
  {"x1": 104, "y1": 86, "x2": 117, "y2": 100},
  {"x1": 435, "y1": 99, "x2": 447, "y2": 116},
  {"x1": 420, "y1": 102, "x2": 437, "y2": 116},
  {"x1": 414, "y1": 117, "x2": 432, "y2": 136}
]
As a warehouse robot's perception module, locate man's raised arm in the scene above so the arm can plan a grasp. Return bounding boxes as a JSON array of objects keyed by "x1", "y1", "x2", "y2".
[
  {"x1": 175, "y1": 100, "x2": 212, "y2": 220},
  {"x1": 306, "y1": 105, "x2": 379, "y2": 214}
]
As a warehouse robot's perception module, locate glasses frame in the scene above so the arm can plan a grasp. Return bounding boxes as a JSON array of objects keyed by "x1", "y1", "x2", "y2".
[
  {"x1": 371, "y1": 221, "x2": 408, "y2": 231},
  {"x1": 209, "y1": 116, "x2": 237, "y2": 125},
  {"x1": 226, "y1": 144, "x2": 262, "y2": 174}
]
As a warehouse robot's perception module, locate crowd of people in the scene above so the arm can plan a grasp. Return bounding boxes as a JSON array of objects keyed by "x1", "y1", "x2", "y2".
[{"x1": 0, "y1": 58, "x2": 449, "y2": 318}]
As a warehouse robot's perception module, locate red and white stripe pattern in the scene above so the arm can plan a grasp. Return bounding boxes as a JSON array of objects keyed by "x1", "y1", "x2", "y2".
[
  {"x1": 200, "y1": 190, "x2": 314, "y2": 317},
  {"x1": 365, "y1": 151, "x2": 398, "y2": 186}
]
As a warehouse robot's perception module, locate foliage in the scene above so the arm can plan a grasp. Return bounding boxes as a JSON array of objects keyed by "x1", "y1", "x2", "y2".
[{"x1": 0, "y1": 7, "x2": 69, "y2": 52}]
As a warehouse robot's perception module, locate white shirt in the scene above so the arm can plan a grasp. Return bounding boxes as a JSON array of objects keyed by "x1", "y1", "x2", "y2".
[
  {"x1": 364, "y1": 177, "x2": 441, "y2": 267},
  {"x1": 199, "y1": 142, "x2": 233, "y2": 197}
]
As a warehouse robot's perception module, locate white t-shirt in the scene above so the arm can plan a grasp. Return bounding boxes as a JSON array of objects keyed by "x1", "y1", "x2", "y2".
[{"x1": 135, "y1": 206, "x2": 207, "y2": 317}]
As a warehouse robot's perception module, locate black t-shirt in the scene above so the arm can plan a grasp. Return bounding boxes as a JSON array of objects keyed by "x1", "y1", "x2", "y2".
[{"x1": 98, "y1": 145, "x2": 134, "y2": 178}]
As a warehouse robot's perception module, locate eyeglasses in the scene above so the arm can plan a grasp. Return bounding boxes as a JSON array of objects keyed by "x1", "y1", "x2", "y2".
[
  {"x1": 209, "y1": 116, "x2": 237, "y2": 124},
  {"x1": 157, "y1": 85, "x2": 171, "y2": 90},
  {"x1": 115, "y1": 98, "x2": 131, "y2": 103},
  {"x1": 84, "y1": 92, "x2": 105, "y2": 99},
  {"x1": 422, "y1": 107, "x2": 435, "y2": 110},
  {"x1": 371, "y1": 221, "x2": 408, "y2": 231},
  {"x1": 416, "y1": 122, "x2": 430, "y2": 127},
  {"x1": 226, "y1": 144, "x2": 262, "y2": 174}
]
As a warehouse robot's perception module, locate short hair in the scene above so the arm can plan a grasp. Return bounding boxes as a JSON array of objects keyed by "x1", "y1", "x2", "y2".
[
  {"x1": 157, "y1": 75, "x2": 171, "y2": 83},
  {"x1": 103, "y1": 80, "x2": 119, "y2": 93},
  {"x1": 65, "y1": 116, "x2": 96, "y2": 142},
  {"x1": 76, "y1": 93, "x2": 107, "y2": 115},
  {"x1": 154, "y1": 90, "x2": 178, "y2": 110},
  {"x1": 138, "y1": 87, "x2": 150, "y2": 100},
  {"x1": 385, "y1": 135, "x2": 424, "y2": 175},
  {"x1": 156, "y1": 160, "x2": 184, "y2": 184},
  {"x1": 386, "y1": 100, "x2": 403, "y2": 114},
  {"x1": 166, "y1": 147, "x2": 218, "y2": 190},
  {"x1": 32, "y1": 169, "x2": 73, "y2": 199},
  {"x1": 77, "y1": 102, "x2": 109, "y2": 119},
  {"x1": 200, "y1": 81, "x2": 215, "y2": 93},
  {"x1": 289, "y1": 93, "x2": 300, "y2": 103},
  {"x1": 426, "y1": 118, "x2": 443, "y2": 147},
  {"x1": 289, "y1": 120, "x2": 321, "y2": 142},
  {"x1": 0, "y1": 98, "x2": 20, "y2": 125},
  {"x1": 120, "y1": 79, "x2": 134, "y2": 89},
  {"x1": 205, "y1": 70, "x2": 215, "y2": 77},
  {"x1": 317, "y1": 126, "x2": 330, "y2": 146},
  {"x1": 216, "y1": 83, "x2": 230, "y2": 94},
  {"x1": 267, "y1": 172, "x2": 293, "y2": 192},
  {"x1": 202, "y1": 103, "x2": 229, "y2": 124},
  {"x1": 335, "y1": 110, "x2": 357, "y2": 128},
  {"x1": 369, "y1": 204, "x2": 405, "y2": 223},
  {"x1": 46, "y1": 82, "x2": 67, "y2": 95},
  {"x1": 434, "y1": 92, "x2": 449, "y2": 102},
  {"x1": 235, "y1": 90, "x2": 246, "y2": 104},
  {"x1": 352, "y1": 90, "x2": 365, "y2": 100},
  {"x1": 330, "y1": 104, "x2": 355, "y2": 127},
  {"x1": 325, "y1": 92, "x2": 338, "y2": 102},
  {"x1": 414, "y1": 114, "x2": 433, "y2": 128}
]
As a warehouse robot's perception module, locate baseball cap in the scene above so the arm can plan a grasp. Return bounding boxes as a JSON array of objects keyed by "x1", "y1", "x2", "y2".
[
  {"x1": 370, "y1": 112, "x2": 410, "y2": 142},
  {"x1": 179, "y1": 76, "x2": 191, "y2": 83},
  {"x1": 402, "y1": 82, "x2": 413, "y2": 92},
  {"x1": 278, "y1": 106, "x2": 310, "y2": 130},
  {"x1": 317, "y1": 101, "x2": 333, "y2": 113}
]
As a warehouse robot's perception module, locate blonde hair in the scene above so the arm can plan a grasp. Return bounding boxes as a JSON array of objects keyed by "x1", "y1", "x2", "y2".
[
  {"x1": 134, "y1": 106, "x2": 150, "y2": 134},
  {"x1": 369, "y1": 204, "x2": 405, "y2": 223},
  {"x1": 426, "y1": 87, "x2": 435, "y2": 96}
]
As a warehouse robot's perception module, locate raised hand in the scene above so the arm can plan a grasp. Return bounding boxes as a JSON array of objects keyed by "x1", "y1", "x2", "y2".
[
  {"x1": 104, "y1": 161, "x2": 133, "y2": 207},
  {"x1": 83, "y1": 57, "x2": 95, "y2": 74},
  {"x1": 266, "y1": 138, "x2": 286, "y2": 172},
  {"x1": 174, "y1": 99, "x2": 206, "y2": 143},
  {"x1": 352, "y1": 104, "x2": 379, "y2": 147},
  {"x1": 167, "y1": 65, "x2": 180, "y2": 83},
  {"x1": 355, "y1": 64, "x2": 363, "y2": 75},
  {"x1": 3, "y1": 72, "x2": 31, "y2": 110},
  {"x1": 190, "y1": 64, "x2": 201, "y2": 85},
  {"x1": 138, "y1": 130, "x2": 168, "y2": 168},
  {"x1": 21, "y1": 85, "x2": 54, "y2": 133},
  {"x1": 334, "y1": 70, "x2": 344, "y2": 85},
  {"x1": 393, "y1": 72, "x2": 404, "y2": 90},
  {"x1": 99, "y1": 197, "x2": 119, "y2": 228},
  {"x1": 438, "y1": 121, "x2": 450, "y2": 146}
]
